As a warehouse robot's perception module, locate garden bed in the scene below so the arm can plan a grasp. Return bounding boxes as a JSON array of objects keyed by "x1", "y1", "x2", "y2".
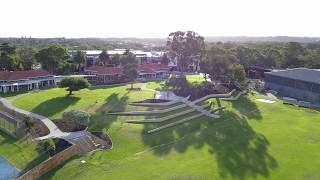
[
  {"x1": 91, "y1": 131, "x2": 113, "y2": 150},
  {"x1": 31, "y1": 120, "x2": 50, "y2": 137},
  {"x1": 54, "y1": 119, "x2": 86, "y2": 132}
]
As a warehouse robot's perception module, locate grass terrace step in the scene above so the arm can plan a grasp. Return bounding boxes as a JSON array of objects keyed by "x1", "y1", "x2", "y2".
[
  {"x1": 126, "y1": 103, "x2": 211, "y2": 124},
  {"x1": 147, "y1": 113, "x2": 206, "y2": 133}
]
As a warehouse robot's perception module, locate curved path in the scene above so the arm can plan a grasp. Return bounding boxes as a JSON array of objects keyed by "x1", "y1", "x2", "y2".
[{"x1": 0, "y1": 97, "x2": 85, "y2": 141}]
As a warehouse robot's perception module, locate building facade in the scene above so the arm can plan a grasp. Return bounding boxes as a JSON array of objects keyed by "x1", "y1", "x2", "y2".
[
  {"x1": 138, "y1": 64, "x2": 170, "y2": 81},
  {"x1": 84, "y1": 66, "x2": 125, "y2": 84},
  {"x1": 84, "y1": 64, "x2": 170, "y2": 84},
  {"x1": 0, "y1": 70, "x2": 56, "y2": 93},
  {"x1": 265, "y1": 68, "x2": 320, "y2": 104}
]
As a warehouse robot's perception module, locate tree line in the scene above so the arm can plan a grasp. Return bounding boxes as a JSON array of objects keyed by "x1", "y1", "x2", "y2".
[{"x1": 166, "y1": 31, "x2": 320, "y2": 88}]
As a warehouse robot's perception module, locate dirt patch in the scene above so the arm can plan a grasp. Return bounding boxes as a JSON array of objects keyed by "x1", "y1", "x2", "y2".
[
  {"x1": 54, "y1": 119, "x2": 86, "y2": 132},
  {"x1": 29, "y1": 120, "x2": 50, "y2": 138}
]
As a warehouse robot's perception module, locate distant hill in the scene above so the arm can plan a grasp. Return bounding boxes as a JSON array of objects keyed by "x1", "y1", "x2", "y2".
[
  {"x1": 205, "y1": 36, "x2": 320, "y2": 43},
  {"x1": 1, "y1": 36, "x2": 320, "y2": 49}
]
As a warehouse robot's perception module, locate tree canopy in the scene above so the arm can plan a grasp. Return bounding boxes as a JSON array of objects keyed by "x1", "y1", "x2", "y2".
[
  {"x1": 166, "y1": 31, "x2": 205, "y2": 73},
  {"x1": 99, "y1": 49, "x2": 110, "y2": 66},
  {"x1": 0, "y1": 43, "x2": 19, "y2": 71},
  {"x1": 73, "y1": 50, "x2": 86, "y2": 71},
  {"x1": 59, "y1": 77, "x2": 90, "y2": 95},
  {"x1": 121, "y1": 52, "x2": 139, "y2": 89},
  {"x1": 35, "y1": 44, "x2": 69, "y2": 74},
  {"x1": 16, "y1": 47, "x2": 37, "y2": 70}
]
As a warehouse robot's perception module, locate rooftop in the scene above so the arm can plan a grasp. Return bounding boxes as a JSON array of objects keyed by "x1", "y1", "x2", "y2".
[
  {"x1": 85, "y1": 66, "x2": 122, "y2": 75},
  {"x1": 266, "y1": 68, "x2": 320, "y2": 84},
  {"x1": 0, "y1": 70, "x2": 53, "y2": 81},
  {"x1": 139, "y1": 63, "x2": 170, "y2": 74}
]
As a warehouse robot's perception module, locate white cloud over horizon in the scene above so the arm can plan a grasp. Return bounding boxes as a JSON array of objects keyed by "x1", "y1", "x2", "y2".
[{"x1": 1, "y1": 0, "x2": 320, "y2": 38}]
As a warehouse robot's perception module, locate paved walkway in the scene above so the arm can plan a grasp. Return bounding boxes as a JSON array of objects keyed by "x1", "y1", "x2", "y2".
[{"x1": 0, "y1": 97, "x2": 85, "y2": 140}]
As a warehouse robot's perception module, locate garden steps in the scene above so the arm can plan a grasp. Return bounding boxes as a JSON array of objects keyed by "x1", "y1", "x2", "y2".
[
  {"x1": 221, "y1": 90, "x2": 247, "y2": 101},
  {"x1": 108, "y1": 103, "x2": 188, "y2": 115},
  {"x1": 67, "y1": 134, "x2": 97, "y2": 155},
  {"x1": 126, "y1": 103, "x2": 211, "y2": 124},
  {"x1": 147, "y1": 112, "x2": 207, "y2": 133},
  {"x1": 128, "y1": 96, "x2": 190, "y2": 107},
  {"x1": 191, "y1": 89, "x2": 236, "y2": 104}
]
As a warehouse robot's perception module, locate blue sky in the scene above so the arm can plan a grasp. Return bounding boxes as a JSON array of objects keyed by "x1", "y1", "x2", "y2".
[{"x1": 1, "y1": 0, "x2": 320, "y2": 38}]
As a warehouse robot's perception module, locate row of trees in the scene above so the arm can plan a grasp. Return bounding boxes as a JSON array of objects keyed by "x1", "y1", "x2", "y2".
[
  {"x1": 0, "y1": 43, "x2": 73, "y2": 74},
  {"x1": 166, "y1": 31, "x2": 247, "y2": 87},
  {"x1": 166, "y1": 31, "x2": 320, "y2": 88}
]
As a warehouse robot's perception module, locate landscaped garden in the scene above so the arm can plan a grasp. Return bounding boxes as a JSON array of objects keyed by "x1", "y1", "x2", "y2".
[{"x1": 3, "y1": 76, "x2": 320, "y2": 179}]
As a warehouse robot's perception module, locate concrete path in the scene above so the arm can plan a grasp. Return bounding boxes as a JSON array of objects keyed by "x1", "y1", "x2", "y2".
[{"x1": 0, "y1": 97, "x2": 85, "y2": 140}]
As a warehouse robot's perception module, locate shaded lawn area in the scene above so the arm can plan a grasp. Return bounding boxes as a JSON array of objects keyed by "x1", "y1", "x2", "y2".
[
  {"x1": 0, "y1": 132, "x2": 48, "y2": 171},
  {"x1": 12, "y1": 83, "x2": 154, "y2": 120},
  {"x1": 9, "y1": 83, "x2": 320, "y2": 179}
]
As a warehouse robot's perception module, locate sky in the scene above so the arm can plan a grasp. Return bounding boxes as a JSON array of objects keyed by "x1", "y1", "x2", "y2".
[{"x1": 1, "y1": 0, "x2": 320, "y2": 38}]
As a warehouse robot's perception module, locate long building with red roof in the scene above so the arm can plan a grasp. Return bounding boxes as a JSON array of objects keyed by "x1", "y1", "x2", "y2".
[
  {"x1": 84, "y1": 64, "x2": 170, "y2": 84},
  {"x1": 0, "y1": 70, "x2": 56, "y2": 93}
]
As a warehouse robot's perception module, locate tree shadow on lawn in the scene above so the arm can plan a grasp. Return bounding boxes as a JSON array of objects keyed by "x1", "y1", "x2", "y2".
[
  {"x1": 141, "y1": 111, "x2": 277, "y2": 180},
  {"x1": 31, "y1": 96, "x2": 80, "y2": 117},
  {"x1": 231, "y1": 96, "x2": 262, "y2": 120},
  {"x1": 88, "y1": 93, "x2": 129, "y2": 131}
]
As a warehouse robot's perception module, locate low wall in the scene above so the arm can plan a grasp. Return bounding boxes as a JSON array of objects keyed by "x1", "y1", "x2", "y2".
[{"x1": 17, "y1": 144, "x2": 79, "y2": 180}]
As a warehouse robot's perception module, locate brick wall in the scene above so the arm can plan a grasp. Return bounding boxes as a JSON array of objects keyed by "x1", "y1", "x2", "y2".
[{"x1": 17, "y1": 144, "x2": 79, "y2": 180}]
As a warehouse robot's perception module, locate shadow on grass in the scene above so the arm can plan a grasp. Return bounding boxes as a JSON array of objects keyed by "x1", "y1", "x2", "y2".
[
  {"x1": 88, "y1": 93, "x2": 128, "y2": 131},
  {"x1": 231, "y1": 96, "x2": 262, "y2": 120},
  {"x1": 141, "y1": 111, "x2": 277, "y2": 179},
  {"x1": 20, "y1": 150, "x2": 48, "y2": 173},
  {"x1": 38, "y1": 155, "x2": 80, "y2": 180},
  {"x1": 31, "y1": 96, "x2": 80, "y2": 117}
]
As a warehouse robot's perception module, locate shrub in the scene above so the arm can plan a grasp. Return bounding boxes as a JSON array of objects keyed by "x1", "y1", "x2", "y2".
[
  {"x1": 63, "y1": 110, "x2": 90, "y2": 127},
  {"x1": 42, "y1": 138, "x2": 56, "y2": 156}
]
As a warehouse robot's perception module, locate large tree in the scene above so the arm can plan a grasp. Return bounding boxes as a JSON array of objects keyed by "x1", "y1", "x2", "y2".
[
  {"x1": 161, "y1": 53, "x2": 170, "y2": 65},
  {"x1": 202, "y1": 45, "x2": 239, "y2": 83},
  {"x1": 109, "y1": 53, "x2": 121, "y2": 66},
  {"x1": 99, "y1": 49, "x2": 110, "y2": 66},
  {"x1": 0, "y1": 43, "x2": 19, "y2": 71},
  {"x1": 281, "y1": 42, "x2": 305, "y2": 68},
  {"x1": 35, "y1": 44, "x2": 69, "y2": 74},
  {"x1": 166, "y1": 31, "x2": 205, "y2": 74},
  {"x1": 59, "y1": 77, "x2": 90, "y2": 95},
  {"x1": 16, "y1": 47, "x2": 37, "y2": 70},
  {"x1": 73, "y1": 50, "x2": 86, "y2": 71},
  {"x1": 121, "y1": 52, "x2": 139, "y2": 89}
]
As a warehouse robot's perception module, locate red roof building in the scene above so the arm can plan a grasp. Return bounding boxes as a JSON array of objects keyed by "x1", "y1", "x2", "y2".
[
  {"x1": 0, "y1": 70, "x2": 55, "y2": 93},
  {"x1": 138, "y1": 64, "x2": 170, "y2": 81},
  {"x1": 84, "y1": 64, "x2": 170, "y2": 84},
  {"x1": 84, "y1": 66, "x2": 125, "y2": 84}
]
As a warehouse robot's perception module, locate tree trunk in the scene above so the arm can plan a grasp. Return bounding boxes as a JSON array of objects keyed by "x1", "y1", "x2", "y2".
[
  {"x1": 68, "y1": 90, "x2": 73, "y2": 96},
  {"x1": 131, "y1": 83, "x2": 133, "y2": 89}
]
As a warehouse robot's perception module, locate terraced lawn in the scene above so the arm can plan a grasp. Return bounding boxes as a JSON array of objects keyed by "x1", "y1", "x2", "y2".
[
  {"x1": 0, "y1": 132, "x2": 48, "y2": 171},
  {"x1": 8, "y1": 82, "x2": 320, "y2": 180}
]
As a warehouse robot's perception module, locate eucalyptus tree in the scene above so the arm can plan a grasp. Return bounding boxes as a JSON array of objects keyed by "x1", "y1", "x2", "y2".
[{"x1": 166, "y1": 31, "x2": 205, "y2": 74}]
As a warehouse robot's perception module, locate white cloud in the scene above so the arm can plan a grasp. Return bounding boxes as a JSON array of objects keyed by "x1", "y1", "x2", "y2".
[{"x1": 0, "y1": 0, "x2": 319, "y2": 37}]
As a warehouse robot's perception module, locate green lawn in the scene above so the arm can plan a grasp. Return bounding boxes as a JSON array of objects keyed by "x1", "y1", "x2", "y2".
[
  {"x1": 8, "y1": 81, "x2": 320, "y2": 180},
  {"x1": 0, "y1": 132, "x2": 48, "y2": 171}
]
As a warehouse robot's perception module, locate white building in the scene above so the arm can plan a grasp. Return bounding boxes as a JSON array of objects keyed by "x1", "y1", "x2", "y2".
[{"x1": 0, "y1": 70, "x2": 56, "y2": 93}]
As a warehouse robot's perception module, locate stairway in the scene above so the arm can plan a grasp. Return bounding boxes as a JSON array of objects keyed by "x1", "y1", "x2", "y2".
[{"x1": 68, "y1": 134, "x2": 98, "y2": 155}]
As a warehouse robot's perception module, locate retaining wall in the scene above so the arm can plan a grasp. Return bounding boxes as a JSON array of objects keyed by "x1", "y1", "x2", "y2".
[{"x1": 17, "y1": 144, "x2": 79, "y2": 180}]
